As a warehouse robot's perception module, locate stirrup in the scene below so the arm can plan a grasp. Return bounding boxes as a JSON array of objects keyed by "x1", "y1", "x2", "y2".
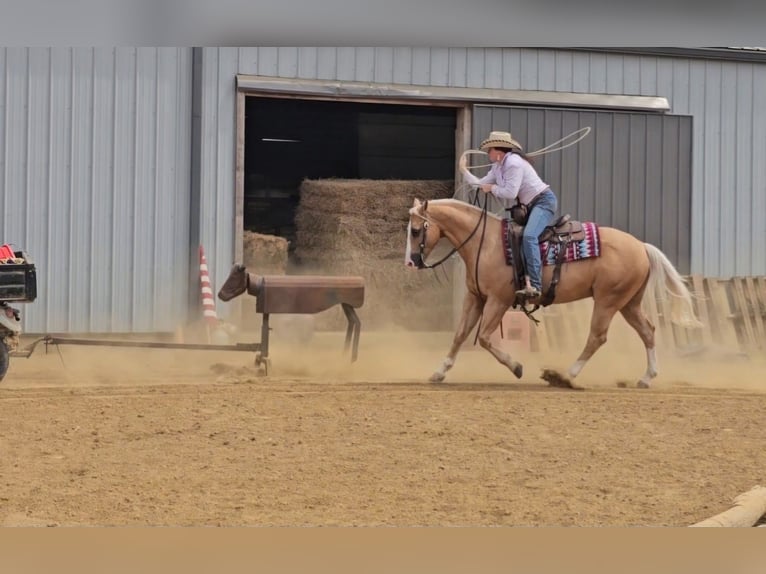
[{"x1": 515, "y1": 286, "x2": 541, "y2": 300}]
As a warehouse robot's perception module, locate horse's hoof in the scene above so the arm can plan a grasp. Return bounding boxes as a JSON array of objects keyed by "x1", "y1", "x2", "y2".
[
  {"x1": 541, "y1": 368, "x2": 583, "y2": 390},
  {"x1": 511, "y1": 362, "x2": 523, "y2": 379},
  {"x1": 429, "y1": 372, "x2": 446, "y2": 383},
  {"x1": 637, "y1": 380, "x2": 650, "y2": 389}
]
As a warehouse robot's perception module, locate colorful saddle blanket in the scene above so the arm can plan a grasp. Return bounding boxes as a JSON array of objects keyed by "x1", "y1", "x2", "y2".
[{"x1": 501, "y1": 221, "x2": 601, "y2": 267}]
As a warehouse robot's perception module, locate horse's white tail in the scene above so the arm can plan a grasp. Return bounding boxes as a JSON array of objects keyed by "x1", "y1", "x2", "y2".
[{"x1": 643, "y1": 243, "x2": 703, "y2": 329}]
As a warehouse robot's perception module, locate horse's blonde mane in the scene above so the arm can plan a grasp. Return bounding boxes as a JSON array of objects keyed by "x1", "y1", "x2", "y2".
[{"x1": 424, "y1": 198, "x2": 503, "y2": 221}]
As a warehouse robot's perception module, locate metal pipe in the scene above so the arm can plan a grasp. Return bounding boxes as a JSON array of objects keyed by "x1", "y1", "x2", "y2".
[{"x1": 42, "y1": 337, "x2": 261, "y2": 353}]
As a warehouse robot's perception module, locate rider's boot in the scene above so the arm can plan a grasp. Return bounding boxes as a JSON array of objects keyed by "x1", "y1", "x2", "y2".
[{"x1": 515, "y1": 276, "x2": 541, "y2": 301}]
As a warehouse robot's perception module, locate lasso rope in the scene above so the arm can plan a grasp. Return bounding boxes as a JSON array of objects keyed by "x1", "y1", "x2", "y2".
[
  {"x1": 459, "y1": 126, "x2": 592, "y2": 171},
  {"x1": 437, "y1": 127, "x2": 593, "y2": 278}
]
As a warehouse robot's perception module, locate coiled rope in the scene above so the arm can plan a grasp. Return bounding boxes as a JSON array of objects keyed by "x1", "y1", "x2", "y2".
[{"x1": 459, "y1": 126, "x2": 592, "y2": 172}]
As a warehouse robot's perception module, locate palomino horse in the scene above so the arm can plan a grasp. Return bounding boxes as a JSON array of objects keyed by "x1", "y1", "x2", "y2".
[{"x1": 404, "y1": 198, "x2": 702, "y2": 389}]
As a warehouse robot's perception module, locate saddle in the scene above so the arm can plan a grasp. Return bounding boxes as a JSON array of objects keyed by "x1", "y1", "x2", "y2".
[
  {"x1": 505, "y1": 212, "x2": 585, "y2": 309},
  {"x1": 537, "y1": 214, "x2": 586, "y2": 244}
]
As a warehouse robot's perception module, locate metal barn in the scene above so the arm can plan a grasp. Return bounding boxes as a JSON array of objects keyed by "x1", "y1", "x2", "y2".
[{"x1": 0, "y1": 47, "x2": 764, "y2": 334}]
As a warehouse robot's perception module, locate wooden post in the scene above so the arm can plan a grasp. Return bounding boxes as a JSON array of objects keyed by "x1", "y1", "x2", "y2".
[
  {"x1": 452, "y1": 104, "x2": 472, "y2": 331},
  {"x1": 705, "y1": 278, "x2": 740, "y2": 350},
  {"x1": 758, "y1": 277, "x2": 766, "y2": 316},
  {"x1": 730, "y1": 277, "x2": 758, "y2": 352},
  {"x1": 231, "y1": 88, "x2": 247, "y2": 327},
  {"x1": 691, "y1": 485, "x2": 766, "y2": 527},
  {"x1": 645, "y1": 278, "x2": 675, "y2": 352},
  {"x1": 691, "y1": 274, "x2": 714, "y2": 347},
  {"x1": 744, "y1": 276, "x2": 765, "y2": 344}
]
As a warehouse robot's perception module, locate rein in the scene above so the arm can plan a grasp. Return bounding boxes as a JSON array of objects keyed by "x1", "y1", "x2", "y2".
[
  {"x1": 470, "y1": 190, "x2": 489, "y2": 301},
  {"x1": 414, "y1": 194, "x2": 489, "y2": 273}
]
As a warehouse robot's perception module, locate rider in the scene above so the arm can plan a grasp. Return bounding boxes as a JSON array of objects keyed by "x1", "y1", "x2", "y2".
[{"x1": 459, "y1": 130, "x2": 558, "y2": 301}]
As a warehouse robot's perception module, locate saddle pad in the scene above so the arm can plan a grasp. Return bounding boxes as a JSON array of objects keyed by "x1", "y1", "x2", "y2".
[
  {"x1": 501, "y1": 221, "x2": 601, "y2": 266},
  {"x1": 541, "y1": 222, "x2": 601, "y2": 265}
]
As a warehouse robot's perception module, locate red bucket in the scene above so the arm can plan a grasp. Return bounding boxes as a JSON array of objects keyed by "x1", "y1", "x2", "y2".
[{"x1": 0, "y1": 244, "x2": 15, "y2": 261}]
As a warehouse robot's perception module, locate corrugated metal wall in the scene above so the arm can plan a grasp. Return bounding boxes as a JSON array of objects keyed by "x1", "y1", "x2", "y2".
[
  {"x1": 471, "y1": 105, "x2": 693, "y2": 273},
  {"x1": 0, "y1": 47, "x2": 192, "y2": 333},
  {"x1": 6, "y1": 48, "x2": 757, "y2": 333},
  {"x1": 201, "y1": 47, "x2": 766, "y2": 283},
  {"x1": 195, "y1": 49, "x2": 238, "y2": 310}
]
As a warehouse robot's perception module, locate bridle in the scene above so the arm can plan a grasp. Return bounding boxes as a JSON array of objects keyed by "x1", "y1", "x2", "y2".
[
  {"x1": 409, "y1": 194, "x2": 490, "y2": 291},
  {"x1": 408, "y1": 217, "x2": 434, "y2": 270}
]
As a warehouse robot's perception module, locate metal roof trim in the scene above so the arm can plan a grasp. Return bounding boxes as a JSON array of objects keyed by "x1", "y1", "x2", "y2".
[{"x1": 236, "y1": 75, "x2": 671, "y2": 112}]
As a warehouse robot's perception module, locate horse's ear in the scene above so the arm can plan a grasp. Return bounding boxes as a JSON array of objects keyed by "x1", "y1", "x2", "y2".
[
  {"x1": 411, "y1": 198, "x2": 421, "y2": 208},
  {"x1": 423, "y1": 200, "x2": 429, "y2": 211}
]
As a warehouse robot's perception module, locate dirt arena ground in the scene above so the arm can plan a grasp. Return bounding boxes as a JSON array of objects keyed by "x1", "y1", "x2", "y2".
[{"x1": 1, "y1": 319, "x2": 765, "y2": 527}]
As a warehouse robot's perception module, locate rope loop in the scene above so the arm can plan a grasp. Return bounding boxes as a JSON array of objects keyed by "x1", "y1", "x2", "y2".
[{"x1": 459, "y1": 126, "x2": 592, "y2": 171}]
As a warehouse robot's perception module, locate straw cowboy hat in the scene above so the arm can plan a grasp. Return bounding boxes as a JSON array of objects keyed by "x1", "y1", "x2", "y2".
[{"x1": 479, "y1": 131, "x2": 523, "y2": 152}]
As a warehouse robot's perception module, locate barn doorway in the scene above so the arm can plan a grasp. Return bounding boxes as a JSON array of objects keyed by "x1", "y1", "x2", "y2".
[{"x1": 242, "y1": 96, "x2": 458, "y2": 265}]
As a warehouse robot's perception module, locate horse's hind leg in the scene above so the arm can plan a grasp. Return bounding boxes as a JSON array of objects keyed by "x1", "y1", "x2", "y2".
[
  {"x1": 476, "y1": 297, "x2": 523, "y2": 380},
  {"x1": 619, "y1": 295, "x2": 657, "y2": 388},
  {"x1": 544, "y1": 301, "x2": 619, "y2": 389},
  {"x1": 429, "y1": 291, "x2": 483, "y2": 383}
]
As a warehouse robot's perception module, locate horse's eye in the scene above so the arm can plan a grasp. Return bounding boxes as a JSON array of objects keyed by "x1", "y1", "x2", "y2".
[{"x1": 410, "y1": 227, "x2": 421, "y2": 238}]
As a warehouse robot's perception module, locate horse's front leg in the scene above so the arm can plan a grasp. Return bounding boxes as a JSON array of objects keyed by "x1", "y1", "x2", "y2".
[
  {"x1": 476, "y1": 297, "x2": 523, "y2": 379},
  {"x1": 429, "y1": 291, "x2": 483, "y2": 383}
]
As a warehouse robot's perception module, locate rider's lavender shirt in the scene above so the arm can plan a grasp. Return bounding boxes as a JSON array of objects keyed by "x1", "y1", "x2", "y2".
[{"x1": 462, "y1": 152, "x2": 549, "y2": 205}]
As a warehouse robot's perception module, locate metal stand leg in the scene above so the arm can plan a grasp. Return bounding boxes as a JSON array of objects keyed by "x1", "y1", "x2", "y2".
[
  {"x1": 341, "y1": 303, "x2": 361, "y2": 362},
  {"x1": 256, "y1": 313, "x2": 271, "y2": 374}
]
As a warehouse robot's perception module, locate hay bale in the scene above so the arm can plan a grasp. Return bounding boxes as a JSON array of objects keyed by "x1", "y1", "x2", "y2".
[
  {"x1": 296, "y1": 178, "x2": 453, "y2": 216},
  {"x1": 294, "y1": 214, "x2": 409, "y2": 260},
  {"x1": 291, "y1": 178, "x2": 457, "y2": 331},
  {"x1": 294, "y1": 178, "x2": 454, "y2": 264},
  {"x1": 236, "y1": 231, "x2": 290, "y2": 331},
  {"x1": 243, "y1": 231, "x2": 288, "y2": 275}
]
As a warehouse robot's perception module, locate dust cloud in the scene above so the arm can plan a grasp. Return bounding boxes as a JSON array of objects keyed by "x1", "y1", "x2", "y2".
[
  {"x1": 6, "y1": 312, "x2": 763, "y2": 393},
  {"x1": 265, "y1": 323, "x2": 766, "y2": 393}
]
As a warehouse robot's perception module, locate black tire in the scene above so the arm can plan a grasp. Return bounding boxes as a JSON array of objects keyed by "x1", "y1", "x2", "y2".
[{"x1": 0, "y1": 338, "x2": 8, "y2": 383}]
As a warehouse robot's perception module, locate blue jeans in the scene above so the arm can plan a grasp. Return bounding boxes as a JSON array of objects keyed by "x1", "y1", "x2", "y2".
[{"x1": 521, "y1": 189, "x2": 558, "y2": 291}]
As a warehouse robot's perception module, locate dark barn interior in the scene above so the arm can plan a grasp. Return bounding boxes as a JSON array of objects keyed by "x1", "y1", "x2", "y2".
[{"x1": 243, "y1": 96, "x2": 458, "y2": 257}]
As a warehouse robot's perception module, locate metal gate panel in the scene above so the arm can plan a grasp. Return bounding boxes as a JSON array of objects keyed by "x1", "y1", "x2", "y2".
[{"x1": 472, "y1": 105, "x2": 692, "y2": 273}]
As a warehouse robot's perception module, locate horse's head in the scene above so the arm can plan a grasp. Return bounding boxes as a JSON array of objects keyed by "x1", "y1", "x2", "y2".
[
  {"x1": 217, "y1": 263, "x2": 249, "y2": 302},
  {"x1": 404, "y1": 198, "x2": 442, "y2": 269}
]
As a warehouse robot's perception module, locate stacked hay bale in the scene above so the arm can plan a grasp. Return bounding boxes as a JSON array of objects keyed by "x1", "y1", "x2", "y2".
[
  {"x1": 242, "y1": 231, "x2": 289, "y2": 275},
  {"x1": 293, "y1": 179, "x2": 456, "y2": 331},
  {"x1": 237, "y1": 232, "x2": 291, "y2": 332}
]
